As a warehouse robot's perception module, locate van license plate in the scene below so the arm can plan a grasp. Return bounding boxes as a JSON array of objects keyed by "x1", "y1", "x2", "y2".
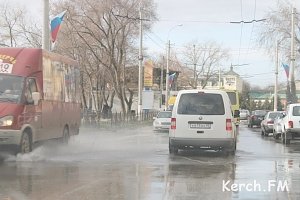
[{"x1": 189, "y1": 123, "x2": 211, "y2": 129}]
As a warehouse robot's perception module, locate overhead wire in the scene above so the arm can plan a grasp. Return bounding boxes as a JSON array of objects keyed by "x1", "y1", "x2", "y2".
[
  {"x1": 237, "y1": 0, "x2": 244, "y2": 65},
  {"x1": 144, "y1": 32, "x2": 165, "y2": 50},
  {"x1": 243, "y1": 0, "x2": 257, "y2": 63}
]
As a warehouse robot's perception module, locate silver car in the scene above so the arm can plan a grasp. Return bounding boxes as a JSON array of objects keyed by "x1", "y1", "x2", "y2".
[
  {"x1": 153, "y1": 111, "x2": 172, "y2": 131},
  {"x1": 239, "y1": 109, "x2": 250, "y2": 120},
  {"x1": 261, "y1": 111, "x2": 285, "y2": 136}
]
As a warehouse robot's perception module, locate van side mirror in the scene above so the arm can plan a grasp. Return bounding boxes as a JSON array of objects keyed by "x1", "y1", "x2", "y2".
[
  {"x1": 234, "y1": 110, "x2": 240, "y2": 118},
  {"x1": 32, "y1": 92, "x2": 40, "y2": 105}
]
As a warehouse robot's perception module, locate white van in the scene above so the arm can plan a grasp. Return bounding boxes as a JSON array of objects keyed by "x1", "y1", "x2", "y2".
[
  {"x1": 169, "y1": 89, "x2": 238, "y2": 155},
  {"x1": 275, "y1": 103, "x2": 300, "y2": 144}
]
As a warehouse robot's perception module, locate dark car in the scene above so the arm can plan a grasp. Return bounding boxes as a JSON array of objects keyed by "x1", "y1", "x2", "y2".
[
  {"x1": 261, "y1": 111, "x2": 285, "y2": 136},
  {"x1": 248, "y1": 110, "x2": 268, "y2": 128}
]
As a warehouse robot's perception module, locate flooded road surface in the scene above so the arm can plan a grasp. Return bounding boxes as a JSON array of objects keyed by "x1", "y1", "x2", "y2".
[{"x1": 0, "y1": 123, "x2": 300, "y2": 200}]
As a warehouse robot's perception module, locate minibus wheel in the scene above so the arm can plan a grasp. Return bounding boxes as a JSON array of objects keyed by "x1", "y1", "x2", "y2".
[{"x1": 20, "y1": 131, "x2": 32, "y2": 154}]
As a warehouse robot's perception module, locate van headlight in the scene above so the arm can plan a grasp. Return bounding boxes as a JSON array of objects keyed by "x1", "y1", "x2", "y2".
[{"x1": 0, "y1": 116, "x2": 14, "y2": 126}]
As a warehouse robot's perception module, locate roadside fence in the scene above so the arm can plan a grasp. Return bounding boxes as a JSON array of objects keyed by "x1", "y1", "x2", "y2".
[{"x1": 81, "y1": 110, "x2": 159, "y2": 129}]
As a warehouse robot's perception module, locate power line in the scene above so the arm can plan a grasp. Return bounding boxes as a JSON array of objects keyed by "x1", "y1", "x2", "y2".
[
  {"x1": 230, "y1": 18, "x2": 266, "y2": 23},
  {"x1": 144, "y1": 33, "x2": 165, "y2": 50},
  {"x1": 145, "y1": 18, "x2": 268, "y2": 24},
  {"x1": 237, "y1": 0, "x2": 244, "y2": 65},
  {"x1": 148, "y1": 30, "x2": 165, "y2": 43},
  {"x1": 243, "y1": 0, "x2": 257, "y2": 64}
]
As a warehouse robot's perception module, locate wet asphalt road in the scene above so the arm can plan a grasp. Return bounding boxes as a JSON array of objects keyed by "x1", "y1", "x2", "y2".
[{"x1": 0, "y1": 121, "x2": 300, "y2": 200}]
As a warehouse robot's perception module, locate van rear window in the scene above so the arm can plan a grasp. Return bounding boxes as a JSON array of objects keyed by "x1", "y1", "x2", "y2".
[
  {"x1": 292, "y1": 106, "x2": 300, "y2": 116},
  {"x1": 177, "y1": 93, "x2": 225, "y2": 115}
]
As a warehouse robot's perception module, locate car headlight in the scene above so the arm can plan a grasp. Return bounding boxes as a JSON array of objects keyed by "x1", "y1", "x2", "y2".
[
  {"x1": 0, "y1": 116, "x2": 14, "y2": 126},
  {"x1": 154, "y1": 121, "x2": 160, "y2": 125}
]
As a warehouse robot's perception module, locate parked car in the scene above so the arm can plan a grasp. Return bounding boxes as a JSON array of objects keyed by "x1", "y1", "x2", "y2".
[
  {"x1": 248, "y1": 110, "x2": 268, "y2": 128},
  {"x1": 261, "y1": 111, "x2": 285, "y2": 136},
  {"x1": 169, "y1": 89, "x2": 238, "y2": 155},
  {"x1": 273, "y1": 103, "x2": 300, "y2": 144},
  {"x1": 240, "y1": 109, "x2": 250, "y2": 120},
  {"x1": 153, "y1": 111, "x2": 172, "y2": 131},
  {"x1": 273, "y1": 112, "x2": 287, "y2": 139}
]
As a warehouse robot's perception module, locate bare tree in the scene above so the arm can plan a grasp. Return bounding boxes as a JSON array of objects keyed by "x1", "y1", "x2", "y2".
[
  {"x1": 0, "y1": 3, "x2": 24, "y2": 47},
  {"x1": 0, "y1": 3, "x2": 41, "y2": 47},
  {"x1": 52, "y1": 0, "x2": 156, "y2": 116},
  {"x1": 258, "y1": 1, "x2": 299, "y2": 59},
  {"x1": 182, "y1": 40, "x2": 229, "y2": 89},
  {"x1": 257, "y1": 1, "x2": 299, "y2": 103}
]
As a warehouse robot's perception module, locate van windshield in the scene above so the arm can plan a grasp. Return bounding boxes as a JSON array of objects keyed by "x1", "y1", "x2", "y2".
[
  {"x1": 177, "y1": 93, "x2": 225, "y2": 115},
  {"x1": 0, "y1": 74, "x2": 24, "y2": 103}
]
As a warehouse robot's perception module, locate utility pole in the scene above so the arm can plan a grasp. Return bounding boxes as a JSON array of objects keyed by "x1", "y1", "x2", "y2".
[
  {"x1": 138, "y1": 5, "x2": 143, "y2": 115},
  {"x1": 164, "y1": 24, "x2": 182, "y2": 110},
  {"x1": 274, "y1": 41, "x2": 279, "y2": 111},
  {"x1": 289, "y1": 7, "x2": 296, "y2": 103},
  {"x1": 42, "y1": 0, "x2": 50, "y2": 50},
  {"x1": 160, "y1": 56, "x2": 164, "y2": 109},
  {"x1": 193, "y1": 44, "x2": 197, "y2": 89},
  {"x1": 165, "y1": 40, "x2": 170, "y2": 110},
  {"x1": 218, "y1": 64, "x2": 221, "y2": 89}
]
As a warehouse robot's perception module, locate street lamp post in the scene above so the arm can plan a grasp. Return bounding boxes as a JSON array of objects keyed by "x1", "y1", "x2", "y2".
[
  {"x1": 42, "y1": 0, "x2": 50, "y2": 50},
  {"x1": 165, "y1": 24, "x2": 182, "y2": 110},
  {"x1": 274, "y1": 41, "x2": 279, "y2": 111},
  {"x1": 137, "y1": 5, "x2": 143, "y2": 116},
  {"x1": 289, "y1": 7, "x2": 296, "y2": 103},
  {"x1": 165, "y1": 39, "x2": 171, "y2": 110}
]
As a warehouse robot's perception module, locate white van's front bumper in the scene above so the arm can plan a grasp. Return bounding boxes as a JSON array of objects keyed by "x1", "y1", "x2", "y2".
[{"x1": 169, "y1": 137, "x2": 235, "y2": 150}]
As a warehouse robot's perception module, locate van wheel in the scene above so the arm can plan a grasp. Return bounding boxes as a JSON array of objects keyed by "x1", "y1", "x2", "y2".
[
  {"x1": 228, "y1": 144, "x2": 236, "y2": 156},
  {"x1": 230, "y1": 149, "x2": 236, "y2": 155},
  {"x1": 281, "y1": 132, "x2": 290, "y2": 144},
  {"x1": 62, "y1": 126, "x2": 70, "y2": 144},
  {"x1": 273, "y1": 133, "x2": 280, "y2": 140},
  {"x1": 169, "y1": 142, "x2": 178, "y2": 155},
  {"x1": 19, "y1": 131, "x2": 32, "y2": 154},
  {"x1": 169, "y1": 146, "x2": 178, "y2": 155}
]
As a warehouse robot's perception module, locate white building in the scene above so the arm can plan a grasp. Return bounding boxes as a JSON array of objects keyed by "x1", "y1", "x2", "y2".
[{"x1": 222, "y1": 66, "x2": 243, "y2": 93}]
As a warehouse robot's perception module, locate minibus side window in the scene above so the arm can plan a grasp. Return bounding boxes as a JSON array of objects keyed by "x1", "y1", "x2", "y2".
[{"x1": 25, "y1": 78, "x2": 37, "y2": 104}]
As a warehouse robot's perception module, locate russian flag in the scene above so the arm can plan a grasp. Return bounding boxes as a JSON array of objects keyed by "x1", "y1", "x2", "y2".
[
  {"x1": 282, "y1": 63, "x2": 289, "y2": 78},
  {"x1": 50, "y1": 10, "x2": 67, "y2": 43},
  {"x1": 168, "y1": 72, "x2": 176, "y2": 86}
]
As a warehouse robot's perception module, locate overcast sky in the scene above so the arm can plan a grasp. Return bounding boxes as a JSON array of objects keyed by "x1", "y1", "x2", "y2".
[
  {"x1": 144, "y1": 0, "x2": 300, "y2": 88},
  {"x1": 1, "y1": 0, "x2": 299, "y2": 88}
]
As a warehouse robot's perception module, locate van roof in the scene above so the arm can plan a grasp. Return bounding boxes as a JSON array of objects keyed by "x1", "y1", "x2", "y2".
[{"x1": 177, "y1": 89, "x2": 227, "y2": 95}]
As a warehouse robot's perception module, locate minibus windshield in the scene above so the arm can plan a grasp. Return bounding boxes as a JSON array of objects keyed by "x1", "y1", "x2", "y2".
[{"x1": 0, "y1": 74, "x2": 24, "y2": 103}]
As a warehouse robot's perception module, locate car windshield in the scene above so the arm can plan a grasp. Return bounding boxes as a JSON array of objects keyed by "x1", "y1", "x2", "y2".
[
  {"x1": 177, "y1": 93, "x2": 225, "y2": 115},
  {"x1": 157, "y1": 111, "x2": 172, "y2": 118},
  {"x1": 254, "y1": 110, "x2": 267, "y2": 116},
  {"x1": 268, "y1": 112, "x2": 282, "y2": 119},
  {"x1": 0, "y1": 74, "x2": 24, "y2": 103}
]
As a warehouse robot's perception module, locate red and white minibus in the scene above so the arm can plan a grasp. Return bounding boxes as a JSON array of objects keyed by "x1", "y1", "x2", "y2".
[{"x1": 0, "y1": 48, "x2": 81, "y2": 154}]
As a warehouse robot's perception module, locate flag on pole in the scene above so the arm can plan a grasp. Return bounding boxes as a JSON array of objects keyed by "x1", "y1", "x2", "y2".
[
  {"x1": 50, "y1": 10, "x2": 67, "y2": 43},
  {"x1": 282, "y1": 63, "x2": 289, "y2": 78},
  {"x1": 168, "y1": 72, "x2": 176, "y2": 86}
]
